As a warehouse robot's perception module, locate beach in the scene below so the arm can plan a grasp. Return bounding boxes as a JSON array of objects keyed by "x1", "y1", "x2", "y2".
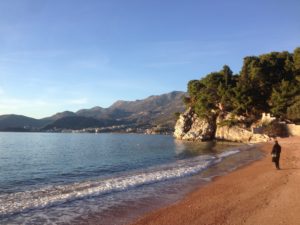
[{"x1": 130, "y1": 136, "x2": 300, "y2": 225}]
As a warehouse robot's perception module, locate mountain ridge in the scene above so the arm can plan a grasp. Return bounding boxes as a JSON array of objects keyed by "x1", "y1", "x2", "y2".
[{"x1": 0, "y1": 91, "x2": 186, "y2": 132}]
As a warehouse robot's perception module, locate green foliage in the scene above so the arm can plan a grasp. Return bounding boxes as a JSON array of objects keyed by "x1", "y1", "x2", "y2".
[
  {"x1": 270, "y1": 80, "x2": 299, "y2": 117},
  {"x1": 192, "y1": 70, "x2": 227, "y2": 117},
  {"x1": 231, "y1": 82, "x2": 254, "y2": 115},
  {"x1": 217, "y1": 119, "x2": 239, "y2": 128},
  {"x1": 187, "y1": 80, "x2": 204, "y2": 104},
  {"x1": 294, "y1": 47, "x2": 300, "y2": 74},
  {"x1": 263, "y1": 121, "x2": 289, "y2": 138},
  {"x1": 217, "y1": 83, "x2": 233, "y2": 111},
  {"x1": 287, "y1": 96, "x2": 300, "y2": 122},
  {"x1": 184, "y1": 47, "x2": 300, "y2": 122},
  {"x1": 174, "y1": 112, "x2": 181, "y2": 120},
  {"x1": 221, "y1": 65, "x2": 233, "y2": 87},
  {"x1": 187, "y1": 80, "x2": 203, "y2": 96},
  {"x1": 182, "y1": 96, "x2": 191, "y2": 106}
]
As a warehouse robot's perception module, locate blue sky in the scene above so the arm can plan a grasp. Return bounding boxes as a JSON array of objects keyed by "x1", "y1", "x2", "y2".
[{"x1": 0, "y1": 0, "x2": 299, "y2": 118}]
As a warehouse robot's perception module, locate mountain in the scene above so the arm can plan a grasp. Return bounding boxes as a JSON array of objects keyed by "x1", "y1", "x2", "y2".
[
  {"x1": 76, "y1": 106, "x2": 105, "y2": 118},
  {"x1": 44, "y1": 111, "x2": 78, "y2": 121},
  {"x1": 43, "y1": 116, "x2": 111, "y2": 130},
  {"x1": 0, "y1": 115, "x2": 46, "y2": 130},
  {"x1": 77, "y1": 91, "x2": 186, "y2": 127},
  {"x1": 0, "y1": 91, "x2": 186, "y2": 132}
]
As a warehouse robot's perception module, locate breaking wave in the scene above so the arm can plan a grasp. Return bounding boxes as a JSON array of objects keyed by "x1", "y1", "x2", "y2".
[{"x1": 0, "y1": 150, "x2": 240, "y2": 217}]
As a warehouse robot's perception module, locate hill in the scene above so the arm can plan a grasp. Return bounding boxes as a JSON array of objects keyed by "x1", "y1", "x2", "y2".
[
  {"x1": 175, "y1": 47, "x2": 300, "y2": 142},
  {"x1": 43, "y1": 116, "x2": 112, "y2": 130},
  {"x1": 0, "y1": 91, "x2": 186, "y2": 132},
  {"x1": 184, "y1": 47, "x2": 300, "y2": 121},
  {"x1": 77, "y1": 91, "x2": 185, "y2": 127},
  {"x1": 0, "y1": 115, "x2": 46, "y2": 130}
]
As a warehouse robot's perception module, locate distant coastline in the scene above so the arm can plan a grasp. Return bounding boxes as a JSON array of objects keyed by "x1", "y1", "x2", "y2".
[{"x1": 0, "y1": 91, "x2": 185, "y2": 134}]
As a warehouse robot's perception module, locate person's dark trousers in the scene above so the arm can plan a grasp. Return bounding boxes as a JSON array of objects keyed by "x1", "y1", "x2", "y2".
[{"x1": 275, "y1": 156, "x2": 280, "y2": 169}]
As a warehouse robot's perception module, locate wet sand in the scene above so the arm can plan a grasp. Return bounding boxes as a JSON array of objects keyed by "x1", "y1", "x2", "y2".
[{"x1": 130, "y1": 136, "x2": 300, "y2": 225}]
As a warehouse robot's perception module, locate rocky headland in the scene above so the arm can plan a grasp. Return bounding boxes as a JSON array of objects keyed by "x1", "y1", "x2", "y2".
[
  {"x1": 174, "y1": 48, "x2": 300, "y2": 143},
  {"x1": 174, "y1": 107, "x2": 270, "y2": 143}
]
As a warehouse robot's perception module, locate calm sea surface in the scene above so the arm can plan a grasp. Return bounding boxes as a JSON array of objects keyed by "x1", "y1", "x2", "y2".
[{"x1": 0, "y1": 132, "x2": 263, "y2": 224}]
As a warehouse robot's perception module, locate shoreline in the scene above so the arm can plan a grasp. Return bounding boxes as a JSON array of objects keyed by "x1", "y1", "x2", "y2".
[
  {"x1": 128, "y1": 136, "x2": 300, "y2": 225},
  {"x1": 73, "y1": 140, "x2": 261, "y2": 225}
]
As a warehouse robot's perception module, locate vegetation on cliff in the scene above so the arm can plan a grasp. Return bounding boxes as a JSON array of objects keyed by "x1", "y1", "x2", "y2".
[{"x1": 184, "y1": 47, "x2": 300, "y2": 123}]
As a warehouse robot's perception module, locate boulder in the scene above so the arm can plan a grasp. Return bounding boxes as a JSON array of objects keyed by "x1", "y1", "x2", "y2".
[
  {"x1": 173, "y1": 107, "x2": 193, "y2": 139},
  {"x1": 215, "y1": 113, "x2": 269, "y2": 143},
  {"x1": 174, "y1": 110, "x2": 270, "y2": 143},
  {"x1": 215, "y1": 125, "x2": 269, "y2": 143},
  {"x1": 174, "y1": 108, "x2": 215, "y2": 141}
]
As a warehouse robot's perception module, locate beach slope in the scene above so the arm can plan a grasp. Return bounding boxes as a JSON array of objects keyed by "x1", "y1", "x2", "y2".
[{"x1": 131, "y1": 136, "x2": 300, "y2": 225}]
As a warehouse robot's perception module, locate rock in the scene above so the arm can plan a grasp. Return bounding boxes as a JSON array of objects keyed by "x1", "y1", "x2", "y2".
[
  {"x1": 174, "y1": 110, "x2": 270, "y2": 143},
  {"x1": 145, "y1": 126, "x2": 170, "y2": 135},
  {"x1": 250, "y1": 133, "x2": 270, "y2": 143},
  {"x1": 216, "y1": 112, "x2": 246, "y2": 124},
  {"x1": 215, "y1": 125, "x2": 269, "y2": 143},
  {"x1": 216, "y1": 125, "x2": 251, "y2": 142},
  {"x1": 173, "y1": 107, "x2": 193, "y2": 139},
  {"x1": 215, "y1": 113, "x2": 270, "y2": 143},
  {"x1": 174, "y1": 108, "x2": 215, "y2": 141}
]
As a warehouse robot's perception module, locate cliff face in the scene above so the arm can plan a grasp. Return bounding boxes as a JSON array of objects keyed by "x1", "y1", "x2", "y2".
[
  {"x1": 174, "y1": 109, "x2": 270, "y2": 143},
  {"x1": 215, "y1": 125, "x2": 269, "y2": 143},
  {"x1": 173, "y1": 108, "x2": 216, "y2": 141}
]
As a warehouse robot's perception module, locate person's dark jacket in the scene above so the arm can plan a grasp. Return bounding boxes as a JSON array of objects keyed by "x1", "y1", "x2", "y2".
[{"x1": 272, "y1": 143, "x2": 281, "y2": 159}]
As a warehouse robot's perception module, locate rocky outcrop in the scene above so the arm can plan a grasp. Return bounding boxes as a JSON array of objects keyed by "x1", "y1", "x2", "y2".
[
  {"x1": 174, "y1": 109, "x2": 270, "y2": 143},
  {"x1": 215, "y1": 113, "x2": 270, "y2": 143},
  {"x1": 215, "y1": 125, "x2": 270, "y2": 143},
  {"x1": 174, "y1": 108, "x2": 216, "y2": 141},
  {"x1": 173, "y1": 107, "x2": 193, "y2": 139}
]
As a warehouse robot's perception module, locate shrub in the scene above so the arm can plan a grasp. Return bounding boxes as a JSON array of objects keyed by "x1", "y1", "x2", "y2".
[
  {"x1": 263, "y1": 121, "x2": 288, "y2": 137},
  {"x1": 217, "y1": 119, "x2": 239, "y2": 128},
  {"x1": 174, "y1": 112, "x2": 181, "y2": 120}
]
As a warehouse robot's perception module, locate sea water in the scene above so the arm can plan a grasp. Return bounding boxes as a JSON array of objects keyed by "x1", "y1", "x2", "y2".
[{"x1": 0, "y1": 132, "x2": 263, "y2": 224}]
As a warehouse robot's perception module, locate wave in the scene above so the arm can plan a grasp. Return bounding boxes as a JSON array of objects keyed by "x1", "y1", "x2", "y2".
[{"x1": 0, "y1": 150, "x2": 240, "y2": 217}]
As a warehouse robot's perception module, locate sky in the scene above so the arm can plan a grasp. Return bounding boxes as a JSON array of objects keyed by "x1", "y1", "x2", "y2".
[{"x1": 0, "y1": 0, "x2": 299, "y2": 118}]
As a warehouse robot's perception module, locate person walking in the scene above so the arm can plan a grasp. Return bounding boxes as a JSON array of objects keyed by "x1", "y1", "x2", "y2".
[{"x1": 271, "y1": 140, "x2": 281, "y2": 170}]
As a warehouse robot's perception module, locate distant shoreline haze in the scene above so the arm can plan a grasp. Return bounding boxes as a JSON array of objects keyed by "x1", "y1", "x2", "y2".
[{"x1": 0, "y1": 91, "x2": 186, "y2": 132}]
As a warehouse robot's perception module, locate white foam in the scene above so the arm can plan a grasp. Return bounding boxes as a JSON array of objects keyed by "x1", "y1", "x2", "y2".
[
  {"x1": 217, "y1": 149, "x2": 240, "y2": 158},
  {"x1": 0, "y1": 150, "x2": 240, "y2": 217}
]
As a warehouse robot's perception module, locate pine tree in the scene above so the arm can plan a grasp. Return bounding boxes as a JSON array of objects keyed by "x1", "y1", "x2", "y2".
[{"x1": 270, "y1": 80, "x2": 298, "y2": 118}]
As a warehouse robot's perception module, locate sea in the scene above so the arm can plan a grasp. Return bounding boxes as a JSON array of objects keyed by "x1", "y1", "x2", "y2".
[{"x1": 0, "y1": 132, "x2": 263, "y2": 225}]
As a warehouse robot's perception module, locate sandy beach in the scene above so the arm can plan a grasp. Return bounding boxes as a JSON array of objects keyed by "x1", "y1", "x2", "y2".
[{"x1": 130, "y1": 136, "x2": 300, "y2": 225}]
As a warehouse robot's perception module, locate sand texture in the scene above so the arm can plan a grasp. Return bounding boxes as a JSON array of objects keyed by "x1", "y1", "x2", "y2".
[{"x1": 130, "y1": 136, "x2": 300, "y2": 225}]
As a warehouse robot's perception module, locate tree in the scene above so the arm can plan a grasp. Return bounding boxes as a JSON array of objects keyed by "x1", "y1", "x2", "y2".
[
  {"x1": 231, "y1": 82, "x2": 254, "y2": 116},
  {"x1": 217, "y1": 82, "x2": 234, "y2": 112},
  {"x1": 269, "y1": 80, "x2": 299, "y2": 118},
  {"x1": 287, "y1": 96, "x2": 300, "y2": 122},
  {"x1": 187, "y1": 80, "x2": 204, "y2": 104},
  {"x1": 182, "y1": 47, "x2": 300, "y2": 122},
  {"x1": 293, "y1": 47, "x2": 300, "y2": 93},
  {"x1": 293, "y1": 47, "x2": 300, "y2": 75},
  {"x1": 221, "y1": 65, "x2": 233, "y2": 87}
]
